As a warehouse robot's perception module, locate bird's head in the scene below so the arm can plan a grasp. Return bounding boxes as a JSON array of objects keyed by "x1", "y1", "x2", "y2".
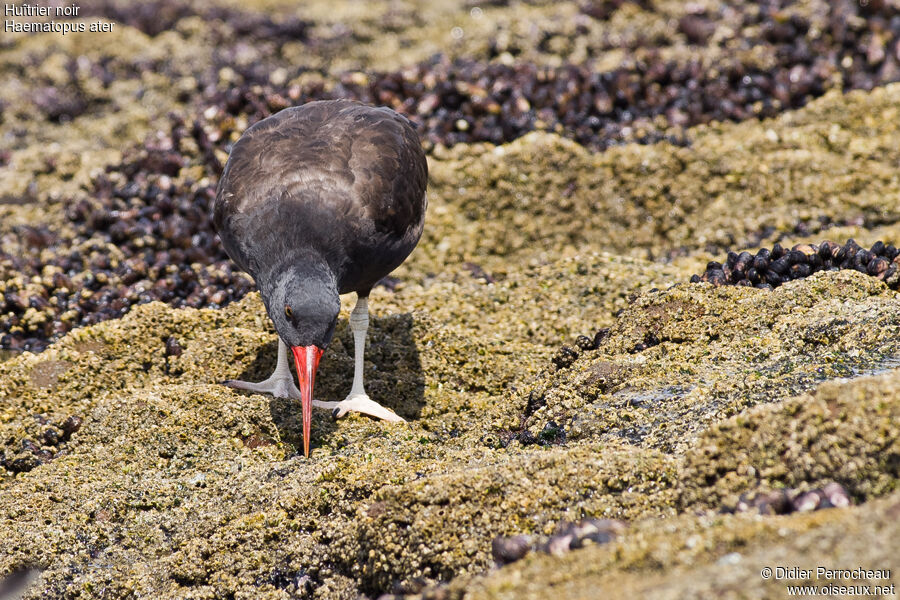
[{"x1": 261, "y1": 261, "x2": 340, "y2": 457}]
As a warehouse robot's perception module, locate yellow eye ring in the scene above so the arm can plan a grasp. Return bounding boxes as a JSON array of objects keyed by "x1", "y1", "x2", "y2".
[{"x1": 284, "y1": 305, "x2": 292, "y2": 318}]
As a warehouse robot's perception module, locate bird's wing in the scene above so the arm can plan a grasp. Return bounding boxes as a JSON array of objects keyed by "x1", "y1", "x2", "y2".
[
  {"x1": 213, "y1": 101, "x2": 427, "y2": 275},
  {"x1": 344, "y1": 104, "x2": 428, "y2": 240}
]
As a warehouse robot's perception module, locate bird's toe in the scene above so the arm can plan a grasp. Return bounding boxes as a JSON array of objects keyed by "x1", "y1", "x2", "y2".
[
  {"x1": 221, "y1": 377, "x2": 301, "y2": 400},
  {"x1": 335, "y1": 394, "x2": 406, "y2": 422},
  {"x1": 222, "y1": 379, "x2": 250, "y2": 390}
]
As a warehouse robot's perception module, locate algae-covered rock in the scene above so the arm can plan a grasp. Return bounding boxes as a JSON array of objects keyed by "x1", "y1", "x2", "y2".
[
  {"x1": 324, "y1": 443, "x2": 675, "y2": 592},
  {"x1": 1, "y1": 258, "x2": 897, "y2": 598},
  {"x1": 680, "y1": 368, "x2": 900, "y2": 509},
  {"x1": 423, "y1": 83, "x2": 900, "y2": 272},
  {"x1": 518, "y1": 270, "x2": 900, "y2": 453},
  {"x1": 0, "y1": 280, "x2": 680, "y2": 597},
  {"x1": 446, "y1": 487, "x2": 900, "y2": 600}
]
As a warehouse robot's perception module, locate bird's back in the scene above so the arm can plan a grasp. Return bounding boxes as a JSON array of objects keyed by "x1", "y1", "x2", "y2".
[{"x1": 214, "y1": 100, "x2": 428, "y2": 293}]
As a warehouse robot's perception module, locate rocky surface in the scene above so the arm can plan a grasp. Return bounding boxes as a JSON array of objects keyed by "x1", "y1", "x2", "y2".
[{"x1": 2, "y1": 1, "x2": 899, "y2": 599}]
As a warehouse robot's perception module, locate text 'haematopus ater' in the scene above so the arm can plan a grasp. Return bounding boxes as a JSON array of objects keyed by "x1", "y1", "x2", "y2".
[{"x1": 213, "y1": 99, "x2": 428, "y2": 457}]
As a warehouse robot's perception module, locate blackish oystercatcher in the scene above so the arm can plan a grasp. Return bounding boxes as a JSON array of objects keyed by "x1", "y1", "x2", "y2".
[{"x1": 213, "y1": 100, "x2": 428, "y2": 457}]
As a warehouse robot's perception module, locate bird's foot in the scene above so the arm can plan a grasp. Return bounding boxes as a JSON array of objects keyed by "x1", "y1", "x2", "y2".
[
  {"x1": 222, "y1": 378, "x2": 403, "y2": 422},
  {"x1": 223, "y1": 375, "x2": 300, "y2": 400},
  {"x1": 314, "y1": 394, "x2": 406, "y2": 422}
]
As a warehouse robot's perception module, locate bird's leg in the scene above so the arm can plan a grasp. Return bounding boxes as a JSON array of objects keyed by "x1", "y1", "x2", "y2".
[
  {"x1": 224, "y1": 300, "x2": 404, "y2": 422},
  {"x1": 312, "y1": 295, "x2": 406, "y2": 422},
  {"x1": 347, "y1": 296, "x2": 370, "y2": 400},
  {"x1": 223, "y1": 338, "x2": 300, "y2": 399}
]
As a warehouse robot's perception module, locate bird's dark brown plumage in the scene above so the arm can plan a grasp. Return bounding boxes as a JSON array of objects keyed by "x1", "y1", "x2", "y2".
[
  {"x1": 214, "y1": 99, "x2": 428, "y2": 295},
  {"x1": 213, "y1": 100, "x2": 427, "y2": 456}
]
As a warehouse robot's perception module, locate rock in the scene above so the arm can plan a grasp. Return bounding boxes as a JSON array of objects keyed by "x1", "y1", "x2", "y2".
[{"x1": 491, "y1": 535, "x2": 532, "y2": 565}]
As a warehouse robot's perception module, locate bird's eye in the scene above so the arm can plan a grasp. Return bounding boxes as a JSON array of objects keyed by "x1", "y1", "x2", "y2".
[{"x1": 284, "y1": 305, "x2": 292, "y2": 318}]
